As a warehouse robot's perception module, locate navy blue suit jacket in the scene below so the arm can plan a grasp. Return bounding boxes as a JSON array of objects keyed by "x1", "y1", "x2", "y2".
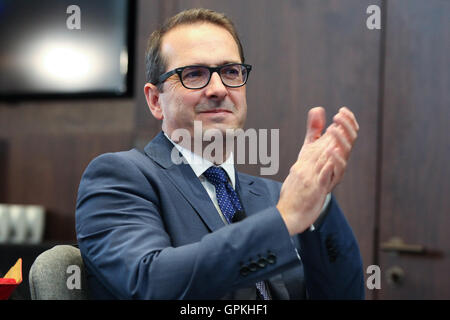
[{"x1": 75, "y1": 132, "x2": 364, "y2": 299}]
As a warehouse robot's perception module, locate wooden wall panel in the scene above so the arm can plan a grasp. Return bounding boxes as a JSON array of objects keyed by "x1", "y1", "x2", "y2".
[
  {"x1": 379, "y1": 0, "x2": 450, "y2": 299},
  {"x1": 0, "y1": 139, "x2": 8, "y2": 203},
  {"x1": 5, "y1": 132, "x2": 134, "y2": 240},
  {"x1": 0, "y1": 99, "x2": 135, "y2": 241}
]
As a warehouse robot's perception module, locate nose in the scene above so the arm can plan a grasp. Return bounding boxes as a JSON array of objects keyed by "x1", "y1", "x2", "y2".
[{"x1": 204, "y1": 71, "x2": 228, "y2": 100}]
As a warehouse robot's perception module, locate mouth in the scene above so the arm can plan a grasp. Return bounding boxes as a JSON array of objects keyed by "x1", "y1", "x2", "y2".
[{"x1": 200, "y1": 109, "x2": 232, "y2": 114}]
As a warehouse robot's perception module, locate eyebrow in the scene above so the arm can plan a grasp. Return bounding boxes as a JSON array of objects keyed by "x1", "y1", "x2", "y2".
[{"x1": 187, "y1": 60, "x2": 241, "y2": 67}]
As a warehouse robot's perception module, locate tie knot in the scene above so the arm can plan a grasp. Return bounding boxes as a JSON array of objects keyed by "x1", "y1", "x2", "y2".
[{"x1": 203, "y1": 166, "x2": 229, "y2": 186}]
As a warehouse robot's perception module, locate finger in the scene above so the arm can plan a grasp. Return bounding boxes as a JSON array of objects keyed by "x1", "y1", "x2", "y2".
[
  {"x1": 338, "y1": 107, "x2": 359, "y2": 132},
  {"x1": 315, "y1": 143, "x2": 334, "y2": 174},
  {"x1": 328, "y1": 125, "x2": 351, "y2": 160},
  {"x1": 304, "y1": 107, "x2": 326, "y2": 144},
  {"x1": 334, "y1": 113, "x2": 358, "y2": 142}
]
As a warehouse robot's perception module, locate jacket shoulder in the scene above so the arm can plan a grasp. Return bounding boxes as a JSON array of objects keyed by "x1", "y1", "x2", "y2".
[{"x1": 83, "y1": 148, "x2": 155, "y2": 175}]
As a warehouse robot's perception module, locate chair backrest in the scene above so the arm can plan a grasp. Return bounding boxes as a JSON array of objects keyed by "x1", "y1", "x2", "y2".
[{"x1": 29, "y1": 245, "x2": 88, "y2": 300}]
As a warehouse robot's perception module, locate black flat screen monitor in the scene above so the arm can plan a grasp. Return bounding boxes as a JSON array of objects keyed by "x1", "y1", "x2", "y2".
[{"x1": 0, "y1": 0, "x2": 134, "y2": 99}]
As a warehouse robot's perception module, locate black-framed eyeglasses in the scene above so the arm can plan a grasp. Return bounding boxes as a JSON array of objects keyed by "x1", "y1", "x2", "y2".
[{"x1": 156, "y1": 63, "x2": 252, "y2": 89}]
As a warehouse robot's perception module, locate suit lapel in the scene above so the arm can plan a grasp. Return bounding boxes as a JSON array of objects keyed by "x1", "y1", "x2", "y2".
[
  {"x1": 144, "y1": 132, "x2": 224, "y2": 232},
  {"x1": 166, "y1": 164, "x2": 226, "y2": 232},
  {"x1": 235, "y1": 171, "x2": 263, "y2": 218}
]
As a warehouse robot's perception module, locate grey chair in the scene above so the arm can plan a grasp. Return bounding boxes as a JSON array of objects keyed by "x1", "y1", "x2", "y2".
[{"x1": 29, "y1": 245, "x2": 88, "y2": 300}]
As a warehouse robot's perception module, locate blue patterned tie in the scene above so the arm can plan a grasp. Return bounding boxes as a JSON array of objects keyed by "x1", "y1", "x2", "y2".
[{"x1": 203, "y1": 166, "x2": 270, "y2": 300}]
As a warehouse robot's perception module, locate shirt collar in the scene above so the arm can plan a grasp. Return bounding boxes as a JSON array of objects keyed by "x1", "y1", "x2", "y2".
[{"x1": 164, "y1": 131, "x2": 236, "y2": 188}]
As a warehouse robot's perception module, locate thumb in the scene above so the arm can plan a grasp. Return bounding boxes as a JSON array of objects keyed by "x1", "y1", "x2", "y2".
[{"x1": 304, "y1": 107, "x2": 326, "y2": 144}]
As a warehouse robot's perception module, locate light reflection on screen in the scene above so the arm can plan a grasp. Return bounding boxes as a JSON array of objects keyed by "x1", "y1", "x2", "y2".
[{"x1": 0, "y1": 0, "x2": 130, "y2": 97}]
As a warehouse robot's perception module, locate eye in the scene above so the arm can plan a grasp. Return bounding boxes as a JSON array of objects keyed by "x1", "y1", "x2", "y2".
[
  {"x1": 182, "y1": 67, "x2": 208, "y2": 79},
  {"x1": 184, "y1": 70, "x2": 202, "y2": 78},
  {"x1": 222, "y1": 65, "x2": 241, "y2": 78}
]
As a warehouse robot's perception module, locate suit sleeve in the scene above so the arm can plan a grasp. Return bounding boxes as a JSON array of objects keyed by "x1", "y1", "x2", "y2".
[
  {"x1": 260, "y1": 177, "x2": 364, "y2": 300},
  {"x1": 75, "y1": 153, "x2": 300, "y2": 299},
  {"x1": 296, "y1": 195, "x2": 365, "y2": 299}
]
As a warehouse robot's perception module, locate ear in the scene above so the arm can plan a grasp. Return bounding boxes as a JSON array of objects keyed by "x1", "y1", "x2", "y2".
[{"x1": 144, "y1": 83, "x2": 164, "y2": 120}]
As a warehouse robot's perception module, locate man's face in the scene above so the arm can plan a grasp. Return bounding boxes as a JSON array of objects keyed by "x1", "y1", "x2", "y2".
[{"x1": 155, "y1": 22, "x2": 247, "y2": 138}]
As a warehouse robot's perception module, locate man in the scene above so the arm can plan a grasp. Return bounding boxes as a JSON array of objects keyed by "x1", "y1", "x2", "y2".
[{"x1": 76, "y1": 8, "x2": 364, "y2": 299}]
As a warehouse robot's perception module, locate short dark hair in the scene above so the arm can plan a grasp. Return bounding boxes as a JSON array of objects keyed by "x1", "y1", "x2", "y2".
[{"x1": 145, "y1": 8, "x2": 245, "y2": 91}]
